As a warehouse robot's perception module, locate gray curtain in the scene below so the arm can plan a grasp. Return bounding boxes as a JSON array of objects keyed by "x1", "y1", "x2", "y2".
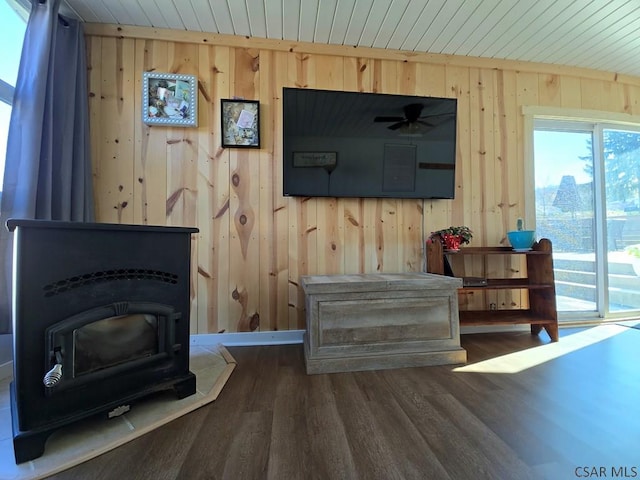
[{"x1": 0, "y1": 0, "x2": 94, "y2": 333}]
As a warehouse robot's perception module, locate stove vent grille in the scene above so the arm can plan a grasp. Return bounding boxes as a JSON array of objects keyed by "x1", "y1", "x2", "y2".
[{"x1": 43, "y1": 269, "x2": 178, "y2": 297}]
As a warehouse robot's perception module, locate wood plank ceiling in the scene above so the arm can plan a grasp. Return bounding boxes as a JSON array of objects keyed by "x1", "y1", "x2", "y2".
[{"x1": 60, "y1": 0, "x2": 640, "y2": 78}]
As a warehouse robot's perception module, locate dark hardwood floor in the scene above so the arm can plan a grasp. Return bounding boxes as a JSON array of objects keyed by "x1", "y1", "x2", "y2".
[{"x1": 48, "y1": 325, "x2": 640, "y2": 479}]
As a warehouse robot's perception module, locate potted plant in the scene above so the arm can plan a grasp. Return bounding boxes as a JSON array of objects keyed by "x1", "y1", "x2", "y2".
[
  {"x1": 626, "y1": 244, "x2": 640, "y2": 276},
  {"x1": 429, "y1": 226, "x2": 473, "y2": 251}
]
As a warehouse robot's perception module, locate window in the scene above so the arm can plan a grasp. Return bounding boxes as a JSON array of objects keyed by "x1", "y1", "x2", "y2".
[
  {"x1": 0, "y1": 0, "x2": 28, "y2": 191},
  {"x1": 528, "y1": 109, "x2": 640, "y2": 320}
]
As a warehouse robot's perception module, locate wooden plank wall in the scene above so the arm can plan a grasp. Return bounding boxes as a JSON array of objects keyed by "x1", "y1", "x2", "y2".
[{"x1": 85, "y1": 26, "x2": 640, "y2": 334}]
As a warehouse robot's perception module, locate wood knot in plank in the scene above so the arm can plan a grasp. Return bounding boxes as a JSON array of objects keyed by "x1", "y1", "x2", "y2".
[
  {"x1": 214, "y1": 198, "x2": 230, "y2": 219},
  {"x1": 249, "y1": 313, "x2": 260, "y2": 331},
  {"x1": 166, "y1": 187, "x2": 186, "y2": 216},
  {"x1": 197, "y1": 266, "x2": 211, "y2": 278},
  {"x1": 198, "y1": 81, "x2": 211, "y2": 103}
]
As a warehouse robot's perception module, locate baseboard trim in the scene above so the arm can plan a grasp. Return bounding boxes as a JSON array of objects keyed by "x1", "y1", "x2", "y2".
[
  {"x1": 190, "y1": 330, "x2": 305, "y2": 347},
  {"x1": 191, "y1": 326, "x2": 541, "y2": 347}
]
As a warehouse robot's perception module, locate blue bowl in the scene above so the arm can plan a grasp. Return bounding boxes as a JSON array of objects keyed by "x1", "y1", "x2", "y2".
[{"x1": 507, "y1": 230, "x2": 536, "y2": 250}]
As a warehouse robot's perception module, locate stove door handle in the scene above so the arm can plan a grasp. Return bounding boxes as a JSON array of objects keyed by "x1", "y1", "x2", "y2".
[{"x1": 43, "y1": 364, "x2": 63, "y2": 388}]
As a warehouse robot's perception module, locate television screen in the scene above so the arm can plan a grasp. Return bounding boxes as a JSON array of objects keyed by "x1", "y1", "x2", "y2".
[{"x1": 282, "y1": 88, "x2": 457, "y2": 199}]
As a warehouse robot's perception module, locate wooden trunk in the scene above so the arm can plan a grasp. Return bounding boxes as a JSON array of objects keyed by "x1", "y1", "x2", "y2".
[{"x1": 301, "y1": 273, "x2": 466, "y2": 374}]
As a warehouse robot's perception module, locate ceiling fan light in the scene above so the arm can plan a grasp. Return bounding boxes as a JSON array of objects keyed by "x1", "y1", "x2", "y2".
[{"x1": 396, "y1": 122, "x2": 425, "y2": 136}]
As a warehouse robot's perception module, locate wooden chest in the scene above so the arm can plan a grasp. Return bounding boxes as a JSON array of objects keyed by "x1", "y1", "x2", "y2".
[{"x1": 301, "y1": 273, "x2": 466, "y2": 374}]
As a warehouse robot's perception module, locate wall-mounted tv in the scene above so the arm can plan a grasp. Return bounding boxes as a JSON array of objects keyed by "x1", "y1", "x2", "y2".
[{"x1": 282, "y1": 88, "x2": 457, "y2": 199}]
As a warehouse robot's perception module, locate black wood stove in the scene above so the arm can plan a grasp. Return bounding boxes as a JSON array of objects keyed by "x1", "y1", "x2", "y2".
[{"x1": 7, "y1": 219, "x2": 199, "y2": 463}]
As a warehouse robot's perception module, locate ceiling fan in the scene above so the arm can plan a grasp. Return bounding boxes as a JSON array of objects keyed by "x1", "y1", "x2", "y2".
[{"x1": 374, "y1": 103, "x2": 452, "y2": 131}]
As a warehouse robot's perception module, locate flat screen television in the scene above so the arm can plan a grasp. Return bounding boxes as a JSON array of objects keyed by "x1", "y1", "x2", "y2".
[{"x1": 282, "y1": 88, "x2": 457, "y2": 199}]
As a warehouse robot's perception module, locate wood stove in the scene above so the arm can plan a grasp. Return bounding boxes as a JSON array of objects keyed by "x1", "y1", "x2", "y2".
[{"x1": 7, "y1": 219, "x2": 199, "y2": 463}]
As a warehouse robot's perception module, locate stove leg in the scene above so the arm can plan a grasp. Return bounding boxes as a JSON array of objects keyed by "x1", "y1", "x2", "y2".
[
  {"x1": 172, "y1": 371, "x2": 196, "y2": 399},
  {"x1": 12, "y1": 431, "x2": 52, "y2": 464},
  {"x1": 10, "y1": 382, "x2": 54, "y2": 463}
]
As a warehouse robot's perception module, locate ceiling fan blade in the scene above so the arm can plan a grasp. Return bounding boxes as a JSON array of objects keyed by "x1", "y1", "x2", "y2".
[
  {"x1": 387, "y1": 121, "x2": 406, "y2": 130},
  {"x1": 416, "y1": 119, "x2": 434, "y2": 127},
  {"x1": 375, "y1": 116, "x2": 405, "y2": 122}
]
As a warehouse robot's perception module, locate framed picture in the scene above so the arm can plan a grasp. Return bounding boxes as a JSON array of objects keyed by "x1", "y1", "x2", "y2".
[
  {"x1": 142, "y1": 72, "x2": 198, "y2": 127},
  {"x1": 221, "y1": 99, "x2": 260, "y2": 148}
]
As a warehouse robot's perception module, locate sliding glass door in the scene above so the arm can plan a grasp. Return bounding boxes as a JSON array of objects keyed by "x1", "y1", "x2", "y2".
[{"x1": 534, "y1": 120, "x2": 640, "y2": 319}]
